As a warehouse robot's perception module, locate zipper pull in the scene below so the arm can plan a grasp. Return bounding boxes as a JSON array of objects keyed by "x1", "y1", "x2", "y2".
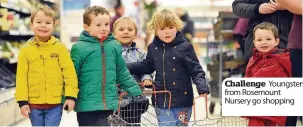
[
  {"x1": 101, "y1": 43, "x2": 105, "y2": 53},
  {"x1": 99, "y1": 36, "x2": 107, "y2": 53}
]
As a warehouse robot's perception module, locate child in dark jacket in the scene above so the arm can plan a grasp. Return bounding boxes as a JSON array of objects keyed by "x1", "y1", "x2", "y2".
[
  {"x1": 113, "y1": 17, "x2": 153, "y2": 125},
  {"x1": 127, "y1": 9, "x2": 210, "y2": 126},
  {"x1": 232, "y1": 0, "x2": 293, "y2": 69},
  {"x1": 243, "y1": 22, "x2": 291, "y2": 126}
]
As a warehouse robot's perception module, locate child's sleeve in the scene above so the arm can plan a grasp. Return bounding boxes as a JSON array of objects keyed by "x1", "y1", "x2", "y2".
[
  {"x1": 183, "y1": 44, "x2": 210, "y2": 94},
  {"x1": 126, "y1": 45, "x2": 155, "y2": 75},
  {"x1": 115, "y1": 45, "x2": 142, "y2": 96},
  {"x1": 59, "y1": 44, "x2": 79, "y2": 99},
  {"x1": 138, "y1": 51, "x2": 153, "y2": 81},
  {"x1": 15, "y1": 47, "x2": 29, "y2": 106},
  {"x1": 70, "y1": 45, "x2": 82, "y2": 77}
]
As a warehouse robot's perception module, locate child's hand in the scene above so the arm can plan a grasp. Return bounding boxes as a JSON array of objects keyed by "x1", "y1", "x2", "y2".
[
  {"x1": 63, "y1": 99, "x2": 75, "y2": 112},
  {"x1": 142, "y1": 79, "x2": 153, "y2": 86},
  {"x1": 20, "y1": 105, "x2": 31, "y2": 117},
  {"x1": 199, "y1": 93, "x2": 209, "y2": 97}
]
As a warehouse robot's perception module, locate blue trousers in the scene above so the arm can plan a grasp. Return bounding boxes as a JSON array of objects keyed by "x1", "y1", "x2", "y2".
[
  {"x1": 156, "y1": 107, "x2": 192, "y2": 126},
  {"x1": 29, "y1": 105, "x2": 62, "y2": 126}
]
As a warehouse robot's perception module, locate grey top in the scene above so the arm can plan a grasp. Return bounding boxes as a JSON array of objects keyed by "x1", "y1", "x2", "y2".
[{"x1": 119, "y1": 42, "x2": 153, "y2": 107}]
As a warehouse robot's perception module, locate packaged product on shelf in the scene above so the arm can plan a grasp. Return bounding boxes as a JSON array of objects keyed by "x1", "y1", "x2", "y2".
[{"x1": 0, "y1": 9, "x2": 9, "y2": 31}]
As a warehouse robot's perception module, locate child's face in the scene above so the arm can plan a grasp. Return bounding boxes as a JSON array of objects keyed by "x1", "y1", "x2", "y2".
[
  {"x1": 30, "y1": 11, "x2": 54, "y2": 40},
  {"x1": 84, "y1": 14, "x2": 110, "y2": 39},
  {"x1": 253, "y1": 29, "x2": 279, "y2": 53},
  {"x1": 114, "y1": 20, "x2": 136, "y2": 46},
  {"x1": 156, "y1": 26, "x2": 177, "y2": 43}
]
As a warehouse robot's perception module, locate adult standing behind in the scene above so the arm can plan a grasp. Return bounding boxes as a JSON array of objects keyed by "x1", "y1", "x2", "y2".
[
  {"x1": 232, "y1": 0, "x2": 293, "y2": 68},
  {"x1": 175, "y1": 8, "x2": 195, "y2": 43},
  {"x1": 275, "y1": 0, "x2": 302, "y2": 126},
  {"x1": 110, "y1": 0, "x2": 125, "y2": 32}
]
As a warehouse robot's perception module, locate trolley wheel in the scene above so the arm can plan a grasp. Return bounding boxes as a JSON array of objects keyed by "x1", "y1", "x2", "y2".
[{"x1": 209, "y1": 101, "x2": 216, "y2": 114}]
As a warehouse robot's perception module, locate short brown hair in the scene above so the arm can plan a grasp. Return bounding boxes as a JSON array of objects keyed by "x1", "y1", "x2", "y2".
[
  {"x1": 113, "y1": 17, "x2": 138, "y2": 34},
  {"x1": 30, "y1": 5, "x2": 55, "y2": 24},
  {"x1": 147, "y1": 9, "x2": 184, "y2": 34},
  {"x1": 253, "y1": 22, "x2": 279, "y2": 40},
  {"x1": 83, "y1": 6, "x2": 110, "y2": 26}
]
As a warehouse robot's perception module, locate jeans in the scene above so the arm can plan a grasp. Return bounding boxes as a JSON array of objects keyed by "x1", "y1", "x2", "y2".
[
  {"x1": 156, "y1": 107, "x2": 192, "y2": 126},
  {"x1": 77, "y1": 110, "x2": 113, "y2": 126},
  {"x1": 29, "y1": 105, "x2": 62, "y2": 126}
]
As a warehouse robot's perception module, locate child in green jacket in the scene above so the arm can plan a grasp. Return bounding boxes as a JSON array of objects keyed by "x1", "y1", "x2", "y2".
[{"x1": 70, "y1": 6, "x2": 142, "y2": 126}]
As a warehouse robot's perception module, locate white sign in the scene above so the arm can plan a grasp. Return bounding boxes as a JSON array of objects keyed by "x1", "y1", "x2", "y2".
[{"x1": 222, "y1": 78, "x2": 303, "y2": 116}]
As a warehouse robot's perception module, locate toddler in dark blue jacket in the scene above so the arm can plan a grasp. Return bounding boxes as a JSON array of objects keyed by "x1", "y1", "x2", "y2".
[{"x1": 127, "y1": 9, "x2": 210, "y2": 126}]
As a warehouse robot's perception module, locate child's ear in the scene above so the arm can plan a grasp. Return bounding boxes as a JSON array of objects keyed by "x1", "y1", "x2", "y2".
[
  {"x1": 83, "y1": 24, "x2": 90, "y2": 32},
  {"x1": 275, "y1": 38, "x2": 280, "y2": 46},
  {"x1": 30, "y1": 22, "x2": 34, "y2": 31}
]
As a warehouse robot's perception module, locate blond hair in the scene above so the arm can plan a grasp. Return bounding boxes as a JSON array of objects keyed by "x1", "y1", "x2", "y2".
[
  {"x1": 30, "y1": 5, "x2": 55, "y2": 24},
  {"x1": 147, "y1": 9, "x2": 183, "y2": 33},
  {"x1": 83, "y1": 6, "x2": 110, "y2": 26},
  {"x1": 253, "y1": 22, "x2": 279, "y2": 40},
  {"x1": 113, "y1": 17, "x2": 138, "y2": 34}
]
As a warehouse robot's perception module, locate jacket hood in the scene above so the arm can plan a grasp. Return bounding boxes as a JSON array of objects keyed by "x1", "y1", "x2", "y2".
[
  {"x1": 153, "y1": 32, "x2": 187, "y2": 47},
  {"x1": 28, "y1": 36, "x2": 60, "y2": 46},
  {"x1": 252, "y1": 48, "x2": 292, "y2": 76},
  {"x1": 78, "y1": 31, "x2": 115, "y2": 43}
]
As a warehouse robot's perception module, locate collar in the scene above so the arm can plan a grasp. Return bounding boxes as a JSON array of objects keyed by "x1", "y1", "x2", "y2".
[
  {"x1": 252, "y1": 48, "x2": 278, "y2": 60},
  {"x1": 29, "y1": 36, "x2": 59, "y2": 47},
  {"x1": 122, "y1": 42, "x2": 137, "y2": 51}
]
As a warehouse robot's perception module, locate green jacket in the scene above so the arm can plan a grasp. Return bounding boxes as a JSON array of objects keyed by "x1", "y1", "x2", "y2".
[{"x1": 71, "y1": 31, "x2": 142, "y2": 112}]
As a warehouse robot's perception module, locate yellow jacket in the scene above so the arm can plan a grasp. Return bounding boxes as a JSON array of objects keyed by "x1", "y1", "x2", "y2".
[{"x1": 15, "y1": 36, "x2": 78, "y2": 104}]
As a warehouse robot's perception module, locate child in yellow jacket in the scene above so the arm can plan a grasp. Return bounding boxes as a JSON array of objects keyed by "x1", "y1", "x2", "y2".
[{"x1": 14, "y1": 5, "x2": 78, "y2": 126}]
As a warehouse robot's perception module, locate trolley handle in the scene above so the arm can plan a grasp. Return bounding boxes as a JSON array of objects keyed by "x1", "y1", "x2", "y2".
[
  {"x1": 117, "y1": 83, "x2": 172, "y2": 113},
  {"x1": 193, "y1": 94, "x2": 209, "y2": 121}
]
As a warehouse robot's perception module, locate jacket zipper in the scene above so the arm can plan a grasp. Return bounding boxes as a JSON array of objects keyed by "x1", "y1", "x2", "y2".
[
  {"x1": 43, "y1": 57, "x2": 47, "y2": 103},
  {"x1": 162, "y1": 44, "x2": 167, "y2": 107},
  {"x1": 101, "y1": 42, "x2": 107, "y2": 110}
]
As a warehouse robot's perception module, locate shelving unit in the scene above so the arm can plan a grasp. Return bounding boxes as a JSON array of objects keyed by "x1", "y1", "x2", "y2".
[
  {"x1": 202, "y1": 11, "x2": 245, "y2": 114},
  {"x1": 0, "y1": 0, "x2": 60, "y2": 125},
  {"x1": 0, "y1": 3, "x2": 31, "y2": 15}
]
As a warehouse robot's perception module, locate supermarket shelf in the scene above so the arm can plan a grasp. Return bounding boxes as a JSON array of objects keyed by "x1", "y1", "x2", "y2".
[
  {"x1": 0, "y1": 30, "x2": 33, "y2": 40},
  {"x1": 0, "y1": 3, "x2": 31, "y2": 16},
  {"x1": 39, "y1": 0, "x2": 57, "y2": 5}
]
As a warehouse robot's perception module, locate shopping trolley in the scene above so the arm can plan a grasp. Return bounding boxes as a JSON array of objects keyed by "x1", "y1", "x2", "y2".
[
  {"x1": 108, "y1": 84, "x2": 248, "y2": 126},
  {"x1": 190, "y1": 95, "x2": 248, "y2": 126}
]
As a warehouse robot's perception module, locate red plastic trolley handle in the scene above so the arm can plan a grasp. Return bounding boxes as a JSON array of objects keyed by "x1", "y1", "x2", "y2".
[{"x1": 193, "y1": 94, "x2": 209, "y2": 121}]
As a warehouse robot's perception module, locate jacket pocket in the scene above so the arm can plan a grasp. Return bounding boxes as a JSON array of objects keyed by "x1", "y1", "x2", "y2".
[
  {"x1": 28, "y1": 79, "x2": 40, "y2": 98},
  {"x1": 50, "y1": 79, "x2": 64, "y2": 97},
  {"x1": 28, "y1": 56, "x2": 40, "y2": 66},
  {"x1": 46, "y1": 56, "x2": 62, "y2": 77}
]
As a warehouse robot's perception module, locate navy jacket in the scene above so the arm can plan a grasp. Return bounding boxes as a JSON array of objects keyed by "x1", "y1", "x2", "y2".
[{"x1": 127, "y1": 32, "x2": 209, "y2": 107}]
